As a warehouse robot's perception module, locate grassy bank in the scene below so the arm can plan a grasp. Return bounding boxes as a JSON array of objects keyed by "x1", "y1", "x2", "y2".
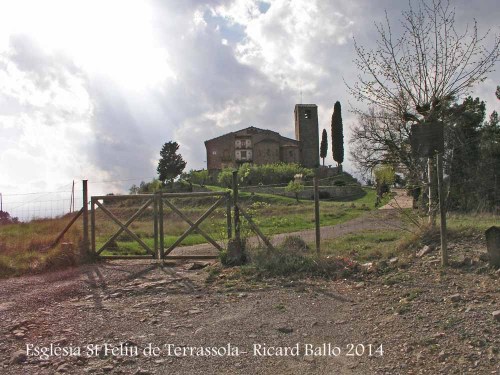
[{"x1": 0, "y1": 214, "x2": 83, "y2": 277}]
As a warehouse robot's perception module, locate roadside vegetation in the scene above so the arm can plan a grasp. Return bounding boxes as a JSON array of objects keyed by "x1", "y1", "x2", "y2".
[
  {"x1": 94, "y1": 187, "x2": 381, "y2": 256},
  {"x1": 211, "y1": 209, "x2": 498, "y2": 285},
  {"x1": 0, "y1": 214, "x2": 83, "y2": 278}
]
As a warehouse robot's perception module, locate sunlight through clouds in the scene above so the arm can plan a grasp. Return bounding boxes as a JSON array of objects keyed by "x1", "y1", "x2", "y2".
[{"x1": 0, "y1": 0, "x2": 498, "y2": 206}]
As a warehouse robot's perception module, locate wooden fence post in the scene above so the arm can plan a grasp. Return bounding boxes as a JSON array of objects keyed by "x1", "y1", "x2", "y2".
[
  {"x1": 159, "y1": 193, "x2": 164, "y2": 259},
  {"x1": 91, "y1": 197, "x2": 96, "y2": 256},
  {"x1": 428, "y1": 157, "x2": 436, "y2": 226},
  {"x1": 436, "y1": 153, "x2": 448, "y2": 266},
  {"x1": 226, "y1": 192, "x2": 232, "y2": 240},
  {"x1": 232, "y1": 170, "x2": 240, "y2": 241},
  {"x1": 153, "y1": 193, "x2": 159, "y2": 259},
  {"x1": 314, "y1": 176, "x2": 320, "y2": 256},
  {"x1": 82, "y1": 180, "x2": 89, "y2": 257}
]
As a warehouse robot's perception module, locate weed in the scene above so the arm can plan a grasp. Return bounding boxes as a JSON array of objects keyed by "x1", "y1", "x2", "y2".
[
  {"x1": 402, "y1": 288, "x2": 422, "y2": 302},
  {"x1": 248, "y1": 245, "x2": 359, "y2": 279},
  {"x1": 274, "y1": 303, "x2": 286, "y2": 311},
  {"x1": 383, "y1": 272, "x2": 411, "y2": 285},
  {"x1": 441, "y1": 317, "x2": 460, "y2": 330},
  {"x1": 396, "y1": 303, "x2": 411, "y2": 314}
]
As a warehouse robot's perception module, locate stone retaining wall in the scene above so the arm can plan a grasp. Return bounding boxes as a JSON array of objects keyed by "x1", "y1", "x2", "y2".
[{"x1": 240, "y1": 185, "x2": 365, "y2": 200}]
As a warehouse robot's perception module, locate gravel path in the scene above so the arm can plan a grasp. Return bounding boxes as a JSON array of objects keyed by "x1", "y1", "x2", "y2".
[
  {"x1": 1, "y1": 209, "x2": 498, "y2": 374},
  {"x1": 170, "y1": 209, "x2": 405, "y2": 257}
]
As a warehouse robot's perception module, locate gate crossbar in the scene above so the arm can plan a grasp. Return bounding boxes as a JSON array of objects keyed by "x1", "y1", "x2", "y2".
[
  {"x1": 163, "y1": 198, "x2": 223, "y2": 254},
  {"x1": 95, "y1": 200, "x2": 155, "y2": 256},
  {"x1": 162, "y1": 194, "x2": 227, "y2": 257},
  {"x1": 95, "y1": 197, "x2": 154, "y2": 255}
]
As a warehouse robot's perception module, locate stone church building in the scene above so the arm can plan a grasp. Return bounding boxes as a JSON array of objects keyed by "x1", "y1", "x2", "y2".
[{"x1": 205, "y1": 104, "x2": 319, "y2": 173}]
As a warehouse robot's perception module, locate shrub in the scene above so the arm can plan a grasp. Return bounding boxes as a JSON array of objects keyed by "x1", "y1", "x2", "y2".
[
  {"x1": 216, "y1": 163, "x2": 314, "y2": 187},
  {"x1": 285, "y1": 180, "x2": 304, "y2": 202},
  {"x1": 318, "y1": 191, "x2": 331, "y2": 199},
  {"x1": 217, "y1": 168, "x2": 234, "y2": 188},
  {"x1": 0, "y1": 211, "x2": 19, "y2": 225},
  {"x1": 280, "y1": 235, "x2": 309, "y2": 254},
  {"x1": 186, "y1": 169, "x2": 209, "y2": 185},
  {"x1": 244, "y1": 236, "x2": 360, "y2": 279},
  {"x1": 250, "y1": 246, "x2": 359, "y2": 279}
]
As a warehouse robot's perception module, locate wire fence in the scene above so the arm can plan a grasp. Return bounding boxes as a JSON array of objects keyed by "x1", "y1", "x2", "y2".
[{"x1": 1, "y1": 189, "x2": 83, "y2": 222}]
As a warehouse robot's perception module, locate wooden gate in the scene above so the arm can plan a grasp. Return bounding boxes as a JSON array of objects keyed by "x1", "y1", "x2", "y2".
[{"x1": 90, "y1": 191, "x2": 231, "y2": 260}]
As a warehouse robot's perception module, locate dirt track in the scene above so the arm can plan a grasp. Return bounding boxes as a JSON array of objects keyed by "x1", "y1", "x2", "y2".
[
  {"x1": 170, "y1": 209, "x2": 405, "y2": 258},
  {"x1": 1, "y1": 209, "x2": 499, "y2": 374}
]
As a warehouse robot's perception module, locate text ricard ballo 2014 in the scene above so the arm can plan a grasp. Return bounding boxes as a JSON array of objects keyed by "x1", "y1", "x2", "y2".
[{"x1": 25, "y1": 342, "x2": 384, "y2": 361}]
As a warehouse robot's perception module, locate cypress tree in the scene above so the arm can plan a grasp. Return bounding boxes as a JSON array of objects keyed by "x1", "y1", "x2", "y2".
[
  {"x1": 331, "y1": 101, "x2": 344, "y2": 166},
  {"x1": 320, "y1": 129, "x2": 328, "y2": 166}
]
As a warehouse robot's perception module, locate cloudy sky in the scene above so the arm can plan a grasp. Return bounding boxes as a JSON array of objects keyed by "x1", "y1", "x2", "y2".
[{"x1": 1, "y1": 0, "x2": 499, "y2": 203}]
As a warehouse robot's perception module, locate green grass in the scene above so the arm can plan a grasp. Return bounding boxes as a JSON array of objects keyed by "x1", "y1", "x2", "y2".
[
  {"x1": 98, "y1": 234, "x2": 211, "y2": 256},
  {"x1": 92, "y1": 188, "x2": 381, "y2": 255},
  {"x1": 447, "y1": 213, "x2": 499, "y2": 233},
  {"x1": 321, "y1": 230, "x2": 407, "y2": 262}
]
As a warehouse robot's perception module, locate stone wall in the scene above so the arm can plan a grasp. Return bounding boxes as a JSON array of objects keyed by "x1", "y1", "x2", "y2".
[{"x1": 240, "y1": 185, "x2": 365, "y2": 201}]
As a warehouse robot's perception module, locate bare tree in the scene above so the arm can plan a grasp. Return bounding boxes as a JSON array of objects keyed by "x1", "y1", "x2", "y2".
[
  {"x1": 349, "y1": 0, "x2": 500, "y2": 120},
  {"x1": 349, "y1": 0, "x2": 499, "y2": 213}
]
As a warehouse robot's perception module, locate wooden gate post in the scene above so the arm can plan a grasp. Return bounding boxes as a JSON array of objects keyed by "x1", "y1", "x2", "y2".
[
  {"x1": 232, "y1": 170, "x2": 240, "y2": 241},
  {"x1": 82, "y1": 180, "x2": 89, "y2": 257},
  {"x1": 159, "y1": 193, "x2": 164, "y2": 259},
  {"x1": 226, "y1": 192, "x2": 232, "y2": 240},
  {"x1": 153, "y1": 193, "x2": 159, "y2": 259},
  {"x1": 90, "y1": 197, "x2": 96, "y2": 255},
  {"x1": 314, "y1": 176, "x2": 320, "y2": 255},
  {"x1": 436, "y1": 153, "x2": 448, "y2": 266}
]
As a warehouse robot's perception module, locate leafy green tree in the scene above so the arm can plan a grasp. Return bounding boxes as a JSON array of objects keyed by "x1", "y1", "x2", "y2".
[
  {"x1": 130, "y1": 179, "x2": 163, "y2": 194},
  {"x1": 184, "y1": 169, "x2": 209, "y2": 185},
  {"x1": 331, "y1": 101, "x2": 344, "y2": 166},
  {"x1": 320, "y1": 129, "x2": 328, "y2": 166},
  {"x1": 157, "y1": 141, "x2": 186, "y2": 187},
  {"x1": 285, "y1": 180, "x2": 304, "y2": 203},
  {"x1": 129, "y1": 184, "x2": 140, "y2": 194},
  {"x1": 373, "y1": 164, "x2": 395, "y2": 206},
  {"x1": 217, "y1": 168, "x2": 234, "y2": 188}
]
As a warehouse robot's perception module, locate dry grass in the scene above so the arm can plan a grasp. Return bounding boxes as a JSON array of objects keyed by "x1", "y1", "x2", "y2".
[{"x1": 0, "y1": 213, "x2": 83, "y2": 277}]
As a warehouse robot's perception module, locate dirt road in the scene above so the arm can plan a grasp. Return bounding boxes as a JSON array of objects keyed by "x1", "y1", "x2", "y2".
[{"x1": 1, "y1": 210, "x2": 498, "y2": 374}]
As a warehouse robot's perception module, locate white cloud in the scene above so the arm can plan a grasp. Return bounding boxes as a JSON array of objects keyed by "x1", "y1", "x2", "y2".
[
  {"x1": 214, "y1": 0, "x2": 355, "y2": 92},
  {"x1": 0, "y1": 0, "x2": 499, "y2": 219}
]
